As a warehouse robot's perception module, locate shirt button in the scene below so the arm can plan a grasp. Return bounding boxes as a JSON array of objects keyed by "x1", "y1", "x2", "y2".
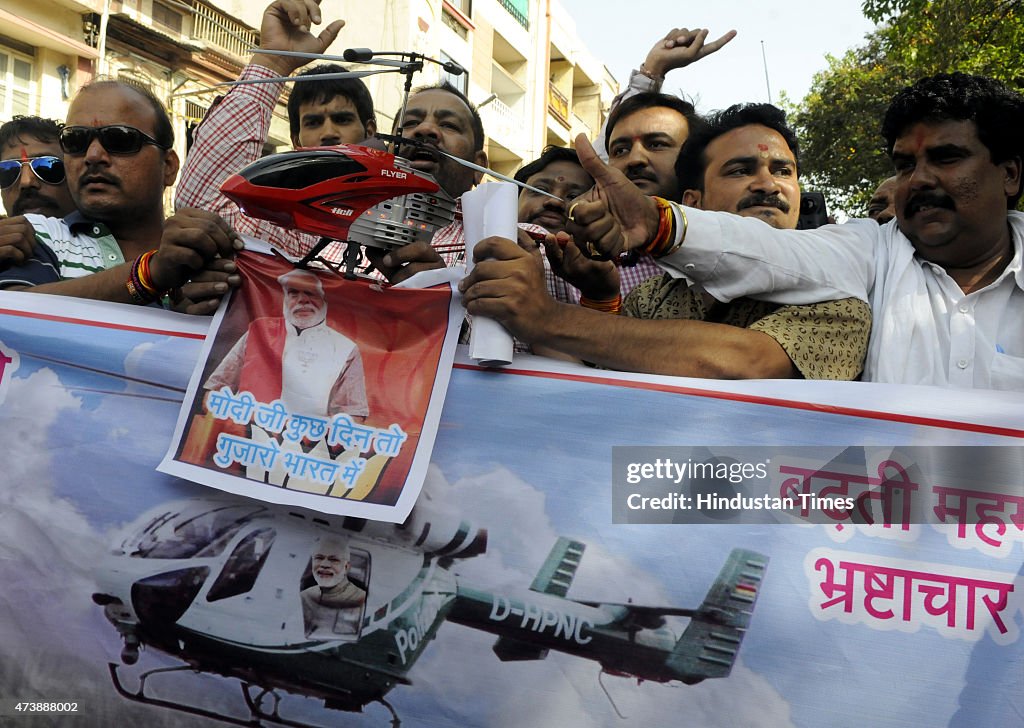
[
  {"x1": 957, "y1": 359, "x2": 969, "y2": 369},
  {"x1": 683, "y1": 263, "x2": 695, "y2": 271},
  {"x1": 92, "y1": 226, "x2": 101, "y2": 234},
  {"x1": 958, "y1": 303, "x2": 969, "y2": 313},
  {"x1": 108, "y1": 254, "x2": 117, "y2": 261}
]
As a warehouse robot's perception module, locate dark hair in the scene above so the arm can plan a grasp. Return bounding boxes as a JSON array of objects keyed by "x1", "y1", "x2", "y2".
[
  {"x1": 0, "y1": 115, "x2": 63, "y2": 149},
  {"x1": 405, "y1": 82, "x2": 485, "y2": 151},
  {"x1": 882, "y1": 72, "x2": 1024, "y2": 207},
  {"x1": 675, "y1": 103, "x2": 799, "y2": 193},
  {"x1": 514, "y1": 145, "x2": 583, "y2": 184},
  {"x1": 287, "y1": 63, "x2": 376, "y2": 140},
  {"x1": 604, "y1": 92, "x2": 705, "y2": 154},
  {"x1": 77, "y1": 80, "x2": 175, "y2": 148}
]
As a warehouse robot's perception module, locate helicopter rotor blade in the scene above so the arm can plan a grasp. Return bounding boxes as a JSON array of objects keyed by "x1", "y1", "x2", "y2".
[
  {"x1": 439, "y1": 151, "x2": 564, "y2": 202},
  {"x1": 247, "y1": 47, "x2": 349, "y2": 63},
  {"x1": 247, "y1": 48, "x2": 423, "y2": 70},
  {"x1": 217, "y1": 69, "x2": 398, "y2": 88}
]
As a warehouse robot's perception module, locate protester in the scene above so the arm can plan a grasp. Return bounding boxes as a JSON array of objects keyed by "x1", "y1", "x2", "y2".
[
  {"x1": 867, "y1": 175, "x2": 898, "y2": 224},
  {"x1": 0, "y1": 116, "x2": 77, "y2": 286},
  {"x1": 561, "y1": 73, "x2": 1024, "y2": 390},
  {"x1": 175, "y1": 0, "x2": 375, "y2": 264},
  {"x1": 459, "y1": 104, "x2": 869, "y2": 380},
  {"x1": 0, "y1": 81, "x2": 239, "y2": 303},
  {"x1": 515, "y1": 146, "x2": 592, "y2": 235}
]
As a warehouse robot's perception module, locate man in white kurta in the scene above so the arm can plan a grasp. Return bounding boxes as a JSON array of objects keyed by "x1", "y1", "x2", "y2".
[
  {"x1": 205, "y1": 269, "x2": 369, "y2": 418},
  {"x1": 553, "y1": 73, "x2": 1024, "y2": 391}
]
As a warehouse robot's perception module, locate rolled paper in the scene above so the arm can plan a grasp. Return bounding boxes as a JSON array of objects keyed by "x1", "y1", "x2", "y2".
[{"x1": 462, "y1": 182, "x2": 517, "y2": 367}]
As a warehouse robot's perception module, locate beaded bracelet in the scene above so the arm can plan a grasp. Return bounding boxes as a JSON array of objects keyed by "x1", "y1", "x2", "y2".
[
  {"x1": 126, "y1": 250, "x2": 161, "y2": 304},
  {"x1": 580, "y1": 294, "x2": 622, "y2": 314}
]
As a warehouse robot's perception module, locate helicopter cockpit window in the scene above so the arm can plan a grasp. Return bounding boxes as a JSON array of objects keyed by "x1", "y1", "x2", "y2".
[
  {"x1": 127, "y1": 505, "x2": 266, "y2": 560},
  {"x1": 206, "y1": 527, "x2": 277, "y2": 602},
  {"x1": 299, "y1": 535, "x2": 370, "y2": 640},
  {"x1": 246, "y1": 154, "x2": 368, "y2": 190}
]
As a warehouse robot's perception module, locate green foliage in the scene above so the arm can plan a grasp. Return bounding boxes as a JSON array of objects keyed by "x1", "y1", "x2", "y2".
[{"x1": 792, "y1": 0, "x2": 1024, "y2": 215}]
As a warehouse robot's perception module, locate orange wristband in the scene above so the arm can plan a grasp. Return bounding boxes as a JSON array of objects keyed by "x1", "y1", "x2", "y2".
[{"x1": 580, "y1": 294, "x2": 622, "y2": 314}]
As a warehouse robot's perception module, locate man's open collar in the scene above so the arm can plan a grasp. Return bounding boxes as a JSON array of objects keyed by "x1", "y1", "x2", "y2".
[{"x1": 63, "y1": 210, "x2": 111, "y2": 237}]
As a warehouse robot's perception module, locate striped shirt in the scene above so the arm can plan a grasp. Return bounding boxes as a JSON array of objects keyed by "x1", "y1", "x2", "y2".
[{"x1": 0, "y1": 212, "x2": 124, "y2": 288}]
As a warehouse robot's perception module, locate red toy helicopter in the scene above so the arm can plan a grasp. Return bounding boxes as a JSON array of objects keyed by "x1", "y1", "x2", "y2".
[
  {"x1": 221, "y1": 142, "x2": 458, "y2": 276},
  {"x1": 217, "y1": 48, "x2": 560, "y2": 277}
]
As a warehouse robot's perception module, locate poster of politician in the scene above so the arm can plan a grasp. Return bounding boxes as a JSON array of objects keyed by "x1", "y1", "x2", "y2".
[
  {"x1": 159, "y1": 249, "x2": 463, "y2": 521},
  {"x1": 0, "y1": 293, "x2": 1023, "y2": 727}
]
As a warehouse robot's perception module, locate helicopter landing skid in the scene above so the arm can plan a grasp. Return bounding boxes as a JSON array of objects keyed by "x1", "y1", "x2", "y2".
[
  {"x1": 270, "y1": 238, "x2": 368, "y2": 280},
  {"x1": 109, "y1": 662, "x2": 402, "y2": 727}
]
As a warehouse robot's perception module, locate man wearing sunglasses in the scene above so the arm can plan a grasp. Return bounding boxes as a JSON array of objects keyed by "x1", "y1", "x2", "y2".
[
  {"x1": 0, "y1": 117, "x2": 77, "y2": 285},
  {"x1": 0, "y1": 116, "x2": 74, "y2": 219},
  {"x1": 0, "y1": 81, "x2": 240, "y2": 303}
]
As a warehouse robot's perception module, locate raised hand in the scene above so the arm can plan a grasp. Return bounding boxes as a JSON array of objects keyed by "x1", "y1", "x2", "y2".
[
  {"x1": 257, "y1": 0, "x2": 345, "y2": 76},
  {"x1": 642, "y1": 27, "x2": 737, "y2": 80},
  {"x1": 569, "y1": 134, "x2": 660, "y2": 260}
]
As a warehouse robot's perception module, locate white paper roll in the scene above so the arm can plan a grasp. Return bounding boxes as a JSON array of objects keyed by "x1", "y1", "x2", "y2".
[{"x1": 461, "y1": 182, "x2": 518, "y2": 367}]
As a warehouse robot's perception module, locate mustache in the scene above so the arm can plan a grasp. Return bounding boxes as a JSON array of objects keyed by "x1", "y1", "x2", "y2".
[
  {"x1": 626, "y1": 170, "x2": 657, "y2": 184},
  {"x1": 78, "y1": 164, "x2": 120, "y2": 188},
  {"x1": 394, "y1": 137, "x2": 441, "y2": 162},
  {"x1": 11, "y1": 190, "x2": 61, "y2": 215},
  {"x1": 904, "y1": 191, "x2": 954, "y2": 218},
  {"x1": 737, "y1": 192, "x2": 791, "y2": 213}
]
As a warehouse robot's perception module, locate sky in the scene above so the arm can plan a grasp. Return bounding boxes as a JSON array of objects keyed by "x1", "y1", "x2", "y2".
[{"x1": 558, "y1": 0, "x2": 880, "y2": 114}]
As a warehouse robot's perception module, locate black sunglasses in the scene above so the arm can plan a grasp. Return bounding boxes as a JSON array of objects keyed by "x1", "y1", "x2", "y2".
[
  {"x1": 59, "y1": 125, "x2": 170, "y2": 156},
  {"x1": 0, "y1": 156, "x2": 66, "y2": 189}
]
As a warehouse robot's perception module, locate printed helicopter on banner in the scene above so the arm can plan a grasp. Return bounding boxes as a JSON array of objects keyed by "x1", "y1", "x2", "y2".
[
  {"x1": 216, "y1": 47, "x2": 563, "y2": 278},
  {"x1": 92, "y1": 494, "x2": 768, "y2": 728}
]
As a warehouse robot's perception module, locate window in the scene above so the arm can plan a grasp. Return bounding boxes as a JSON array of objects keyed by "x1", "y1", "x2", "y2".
[
  {"x1": 206, "y1": 527, "x2": 277, "y2": 601},
  {"x1": 153, "y1": 2, "x2": 184, "y2": 35},
  {"x1": 124, "y1": 504, "x2": 266, "y2": 559},
  {"x1": 0, "y1": 48, "x2": 33, "y2": 119},
  {"x1": 440, "y1": 51, "x2": 467, "y2": 95},
  {"x1": 300, "y1": 542, "x2": 370, "y2": 640},
  {"x1": 246, "y1": 151, "x2": 368, "y2": 189},
  {"x1": 442, "y1": 0, "x2": 472, "y2": 38}
]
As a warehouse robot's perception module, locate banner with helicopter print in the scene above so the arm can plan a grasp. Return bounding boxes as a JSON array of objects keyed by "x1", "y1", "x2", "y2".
[
  {"x1": 158, "y1": 247, "x2": 464, "y2": 523},
  {"x1": 0, "y1": 290, "x2": 1022, "y2": 728}
]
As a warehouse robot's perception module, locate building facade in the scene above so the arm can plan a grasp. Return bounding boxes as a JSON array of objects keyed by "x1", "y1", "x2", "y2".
[{"x1": 1, "y1": 0, "x2": 617, "y2": 191}]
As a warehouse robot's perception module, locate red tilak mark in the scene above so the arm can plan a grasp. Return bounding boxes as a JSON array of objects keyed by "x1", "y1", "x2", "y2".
[
  {"x1": 19, "y1": 147, "x2": 28, "y2": 161},
  {"x1": 757, "y1": 144, "x2": 769, "y2": 151}
]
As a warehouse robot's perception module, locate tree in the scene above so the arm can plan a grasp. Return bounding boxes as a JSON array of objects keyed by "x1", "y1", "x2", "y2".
[{"x1": 792, "y1": 0, "x2": 1024, "y2": 215}]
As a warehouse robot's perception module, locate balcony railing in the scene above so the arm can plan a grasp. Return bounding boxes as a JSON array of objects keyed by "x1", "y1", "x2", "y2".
[
  {"x1": 188, "y1": 0, "x2": 259, "y2": 60},
  {"x1": 480, "y1": 96, "x2": 523, "y2": 142},
  {"x1": 498, "y1": 0, "x2": 529, "y2": 29},
  {"x1": 548, "y1": 85, "x2": 569, "y2": 128}
]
